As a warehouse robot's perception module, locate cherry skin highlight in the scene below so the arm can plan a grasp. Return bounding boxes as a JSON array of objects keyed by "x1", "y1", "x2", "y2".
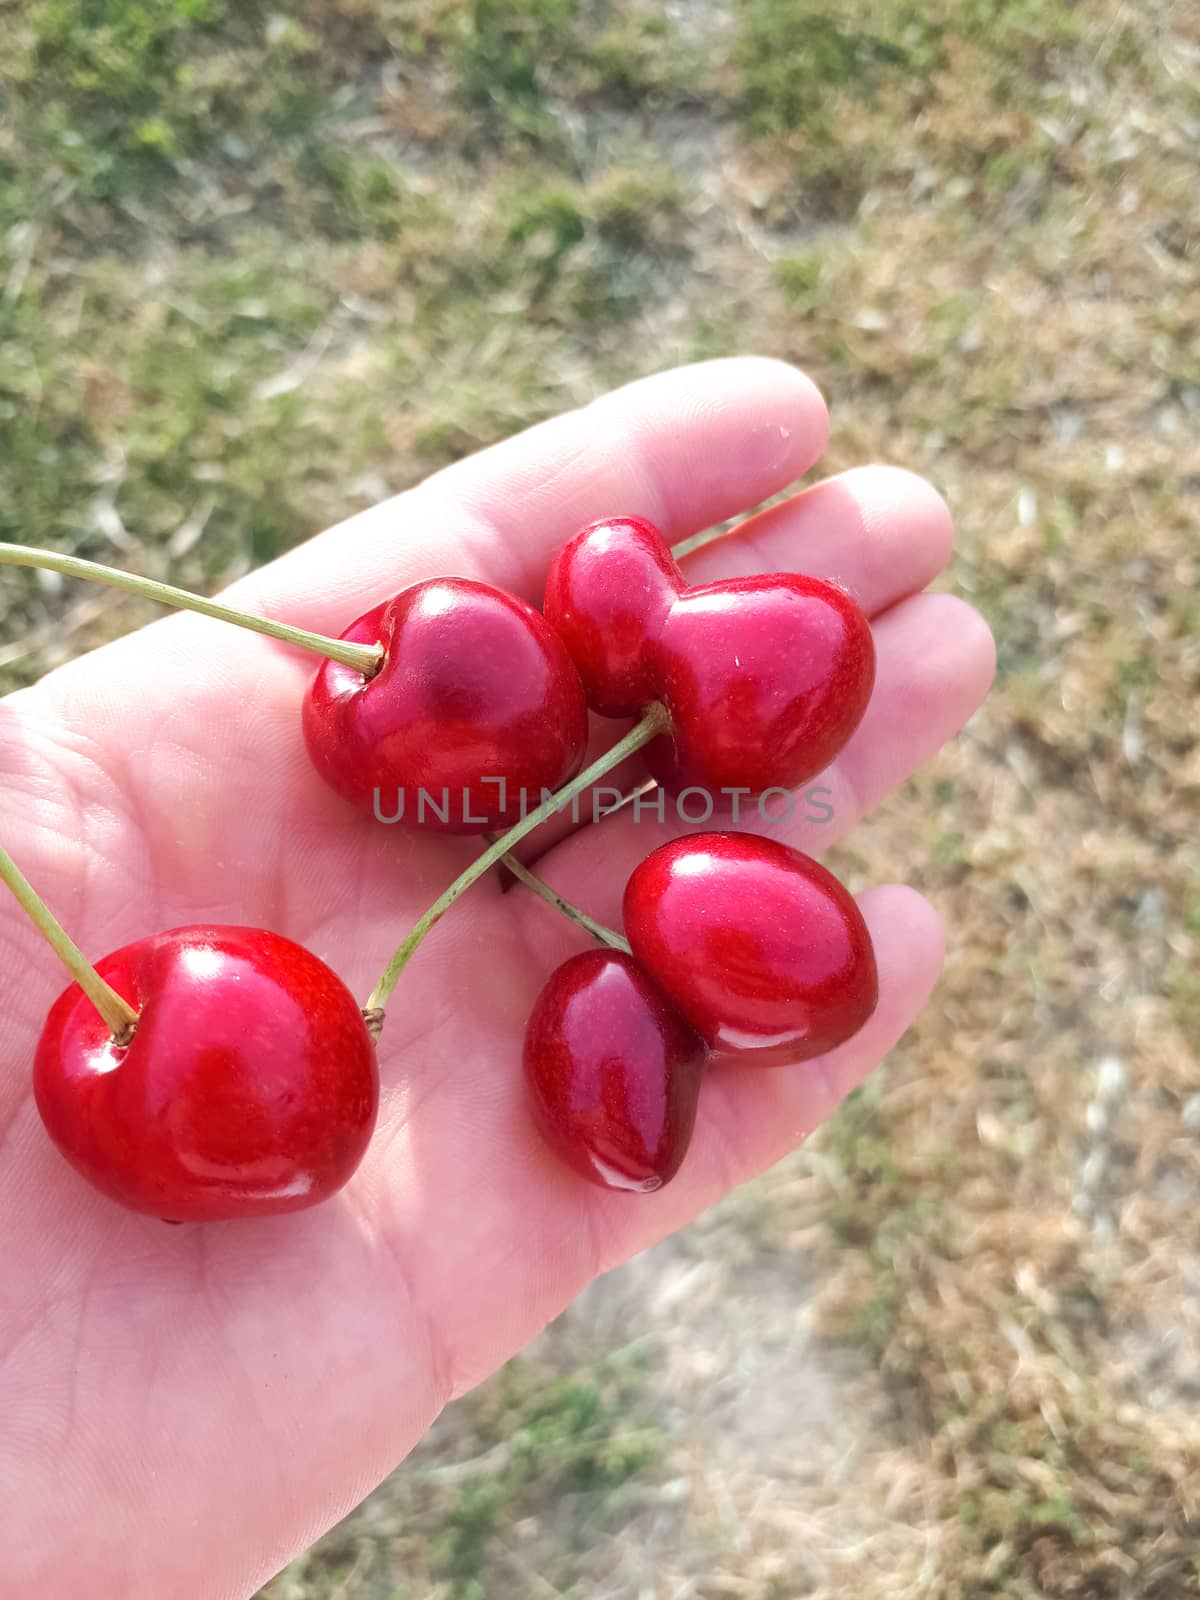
[
  {"x1": 544, "y1": 516, "x2": 875, "y2": 795},
  {"x1": 34, "y1": 926, "x2": 379, "y2": 1222},
  {"x1": 304, "y1": 577, "x2": 589, "y2": 832},
  {"x1": 623, "y1": 833, "x2": 878, "y2": 1064},
  {"x1": 524, "y1": 950, "x2": 706, "y2": 1192}
]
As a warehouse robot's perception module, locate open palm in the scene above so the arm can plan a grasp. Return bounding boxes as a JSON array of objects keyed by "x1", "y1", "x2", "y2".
[{"x1": 0, "y1": 360, "x2": 994, "y2": 1599}]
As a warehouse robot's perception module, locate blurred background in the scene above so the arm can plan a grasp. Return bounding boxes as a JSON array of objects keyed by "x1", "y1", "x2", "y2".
[{"x1": 2, "y1": 2, "x2": 1198, "y2": 1594}]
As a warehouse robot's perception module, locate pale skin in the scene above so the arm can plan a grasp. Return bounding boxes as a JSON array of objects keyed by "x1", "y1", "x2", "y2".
[{"x1": 0, "y1": 359, "x2": 995, "y2": 1598}]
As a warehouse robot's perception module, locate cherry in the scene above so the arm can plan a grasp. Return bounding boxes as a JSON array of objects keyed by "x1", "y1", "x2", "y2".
[
  {"x1": 34, "y1": 926, "x2": 379, "y2": 1222},
  {"x1": 0, "y1": 546, "x2": 591, "y2": 836},
  {"x1": 542, "y1": 515, "x2": 680, "y2": 715},
  {"x1": 623, "y1": 833, "x2": 878, "y2": 1063},
  {"x1": 304, "y1": 577, "x2": 589, "y2": 832},
  {"x1": 524, "y1": 949, "x2": 706, "y2": 1192},
  {"x1": 544, "y1": 516, "x2": 875, "y2": 795}
]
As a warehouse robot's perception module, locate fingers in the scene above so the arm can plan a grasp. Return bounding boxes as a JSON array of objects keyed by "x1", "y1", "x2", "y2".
[
  {"x1": 422, "y1": 356, "x2": 830, "y2": 585},
  {"x1": 821, "y1": 592, "x2": 996, "y2": 844},
  {"x1": 227, "y1": 358, "x2": 830, "y2": 636},
  {"x1": 516, "y1": 591, "x2": 996, "y2": 934},
  {"x1": 680, "y1": 463, "x2": 954, "y2": 615}
]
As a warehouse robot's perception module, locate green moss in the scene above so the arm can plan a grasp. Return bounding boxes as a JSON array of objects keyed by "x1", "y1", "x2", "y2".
[
  {"x1": 447, "y1": 0, "x2": 573, "y2": 137},
  {"x1": 494, "y1": 164, "x2": 689, "y2": 321},
  {"x1": 732, "y1": 0, "x2": 1134, "y2": 212},
  {"x1": 0, "y1": 0, "x2": 424, "y2": 231},
  {"x1": 775, "y1": 252, "x2": 824, "y2": 305},
  {"x1": 736, "y1": 0, "x2": 918, "y2": 139},
  {"x1": 427, "y1": 1354, "x2": 662, "y2": 1596}
]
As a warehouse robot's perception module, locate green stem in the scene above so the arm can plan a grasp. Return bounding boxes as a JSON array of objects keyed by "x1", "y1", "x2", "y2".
[
  {"x1": 671, "y1": 526, "x2": 729, "y2": 561},
  {"x1": 0, "y1": 543, "x2": 383, "y2": 677},
  {"x1": 0, "y1": 843, "x2": 139, "y2": 1040},
  {"x1": 366, "y1": 703, "x2": 667, "y2": 1013},
  {"x1": 490, "y1": 841, "x2": 631, "y2": 955}
]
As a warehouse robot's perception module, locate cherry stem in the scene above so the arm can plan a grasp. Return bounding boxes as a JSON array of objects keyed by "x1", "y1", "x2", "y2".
[
  {"x1": 0, "y1": 543, "x2": 383, "y2": 678},
  {"x1": 488, "y1": 839, "x2": 631, "y2": 954},
  {"x1": 671, "y1": 527, "x2": 726, "y2": 560},
  {"x1": 0, "y1": 843, "x2": 139, "y2": 1041},
  {"x1": 365, "y1": 703, "x2": 668, "y2": 1015}
]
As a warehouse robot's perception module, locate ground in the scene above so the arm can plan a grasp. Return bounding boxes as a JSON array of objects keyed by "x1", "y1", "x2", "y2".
[{"x1": 1, "y1": 2, "x2": 1198, "y2": 1595}]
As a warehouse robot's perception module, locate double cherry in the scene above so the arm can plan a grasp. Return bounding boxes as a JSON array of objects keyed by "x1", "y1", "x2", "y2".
[
  {"x1": 14, "y1": 513, "x2": 879, "y2": 1219},
  {"x1": 525, "y1": 831, "x2": 877, "y2": 1192},
  {"x1": 544, "y1": 515, "x2": 874, "y2": 797},
  {"x1": 302, "y1": 513, "x2": 874, "y2": 826}
]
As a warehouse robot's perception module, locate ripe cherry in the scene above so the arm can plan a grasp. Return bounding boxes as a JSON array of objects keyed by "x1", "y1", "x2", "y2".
[
  {"x1": 304, "y1": 577, "x2": 589, "y2": 832},
  {"x1": 524, "y1": 949, "x2": 706, "y2": 1192},
  {"x1": 0, "y1": 547, "x2": 590, "y2": 835},
  {"x1": 34, "y1": 926, "x2": 379, "y2": 1222},
  {"x1": 623, "y1": 833, "x2": 878, "y2": 1064},
  {"x1": 544, "y1": 515, "x2": 875, "y2": 795}
]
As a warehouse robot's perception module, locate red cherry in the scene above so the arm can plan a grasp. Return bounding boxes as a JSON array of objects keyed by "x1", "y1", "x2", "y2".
[
  {"x1": 304, "y1": 577, "x2": 588, "y2": 832},
  {"x1": 542, "y1": 515, "x2": 679, "y2": 715},
  {"x1": 524, "y1": 949, "x2": 706, "y2": 1192},
  {"x1": 34, "y1": 926, "x2": 379, "y2": 1222},
  {"x1": 623, "y1": 833, "x2": 878, "y2": 1063},
  {"x1": 544, "y1": 517, "x2": 875, "y2": 794}
]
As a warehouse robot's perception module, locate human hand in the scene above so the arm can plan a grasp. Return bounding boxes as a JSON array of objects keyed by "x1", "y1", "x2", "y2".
[{"x1": 0, "y1": 359, "x2": 994, "y2": 1598}]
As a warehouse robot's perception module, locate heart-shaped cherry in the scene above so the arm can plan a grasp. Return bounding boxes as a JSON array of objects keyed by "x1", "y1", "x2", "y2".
[
  {"x1": 545, "y1": 516, "x2": 875, "y2": 795},
  {"x1": 304, "y1": 577, "x2": 589, "y2": 832},
  {"x1": 623, "y1": 833, "x2": 878, "y2": 1063},
  {"x1": 34, "y1": 926, "x2": 379, "y2": 1222},
  {"x1": 524, "y1": 949, "x2": 706, "y2": 1192}
]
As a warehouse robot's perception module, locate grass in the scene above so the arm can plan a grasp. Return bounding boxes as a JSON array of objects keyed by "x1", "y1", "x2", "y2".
[
  {"x1": 267, "y1": 1345, "x2": 664, "y2": 1599},
  {"x1": 731, "y1": 0, "x2": 1134, "y2": 217},
  {"x1": 2, "y1": 0, "x2": 1199, "y2": 1594}
]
